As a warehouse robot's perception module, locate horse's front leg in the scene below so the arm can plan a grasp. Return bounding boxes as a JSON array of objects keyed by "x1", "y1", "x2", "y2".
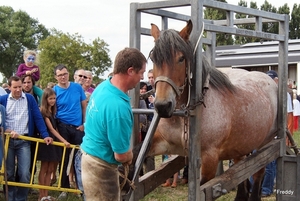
[{"x1": 200, "y1": 152, "x2": 219, "y2": 185}]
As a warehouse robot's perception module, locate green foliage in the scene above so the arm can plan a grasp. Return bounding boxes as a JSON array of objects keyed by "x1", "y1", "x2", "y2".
[
  {"x1": 260, "y1": 0, "x2": 278, "y2": 37},
  {"x1": 38, "y1": 29, "x2": 111, "y2": 87},
  {"x1": 234, "y1": 0, "x2": 260, "y2": 44},
  {"x1": 204, "y1": 0, "x2": 234, "y2": 46},
  {"x1": 289, "y1": 4, "x2": 300, "y2": 39},
  {"x1": 0, "y1": 6, "x2": 49, "y2": 79}
]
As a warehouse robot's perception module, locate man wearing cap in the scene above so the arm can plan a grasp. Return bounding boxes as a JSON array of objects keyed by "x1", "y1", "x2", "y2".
[{"x1": 261, "y1": 70, "x2": 293, "y2": 197}]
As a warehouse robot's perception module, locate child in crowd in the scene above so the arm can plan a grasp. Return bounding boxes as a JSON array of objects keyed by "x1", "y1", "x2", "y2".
[
  {"x1": 37, "y1": 88, "x2": 70, "y2": 201},
  {"x1": 161, "y1": 155, "x2": 178, "y2": 188},
  {"x1": 16, "y1": 50, "x2": 43, "y2": 104}
]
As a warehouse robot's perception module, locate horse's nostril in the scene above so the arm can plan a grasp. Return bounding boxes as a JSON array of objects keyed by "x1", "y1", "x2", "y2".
[{"x1": 155, "y1": 101, "x2": 173, "y2": 118}]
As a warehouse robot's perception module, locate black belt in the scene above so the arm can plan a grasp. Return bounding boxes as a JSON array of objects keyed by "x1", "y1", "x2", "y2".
[{"x1": 57, "y1": 120, "x2": 78, "y2": 128}]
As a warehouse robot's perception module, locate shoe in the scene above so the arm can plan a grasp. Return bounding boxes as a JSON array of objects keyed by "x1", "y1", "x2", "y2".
[
  {"x1": 161, "y1": 182, "x2": 171, "y2": 187},
  {"x1": 40, "y1": 196, "x2": 53, "y2": 201},
  {"x1": 181, "y1": 178, "x2": 188, "y2": 184},
  {"x1": 50, "y1": 177, "x2": 57, "y2": 186},
  {"x1": 69, "y1": 180, "x2": 76, "y2": 189},
  {"x1": 58, "y1": 192, "x2": 68, "y2": 200},
  {"x1": 28, "y1": 188, "x2": 39, "y2": 195},
  {"x1": 171, "y1": 183, "x2": 177, "y2": 188}
]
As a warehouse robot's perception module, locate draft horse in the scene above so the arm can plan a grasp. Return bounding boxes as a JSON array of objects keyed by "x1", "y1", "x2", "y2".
[{"x1": 148, "y1": 20, "x2": 278, "y2": 201}]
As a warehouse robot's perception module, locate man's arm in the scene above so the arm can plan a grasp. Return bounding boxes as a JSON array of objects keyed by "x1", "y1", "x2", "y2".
[
  {"x1": 81, "y1": 100, "x2": 87, "y2": 124},
  {"x1": 29, "y1": 95, "x2": 49, "y2": 138},
  {"x1": 114, "y1": 149, "x2": 133, "y2": 165}
]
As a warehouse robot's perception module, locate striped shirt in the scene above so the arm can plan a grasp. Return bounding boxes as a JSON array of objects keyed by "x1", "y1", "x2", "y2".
[{"x1": 5, "y1": 92, "x2": 29, "y2": 134}]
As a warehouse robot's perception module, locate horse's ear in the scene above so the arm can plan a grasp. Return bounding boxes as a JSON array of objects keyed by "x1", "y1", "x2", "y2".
[
  {"x1": 179, "y1": 20, "x2": 193, "y2": 41},
  {"x1": 151, "y1": 23, "x2": 160, "y2": 41}
]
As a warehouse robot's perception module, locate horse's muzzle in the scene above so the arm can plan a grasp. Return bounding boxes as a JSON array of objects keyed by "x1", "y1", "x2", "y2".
[{"x1": 155, "y1": 101, "x2": 173, "y2": 118}]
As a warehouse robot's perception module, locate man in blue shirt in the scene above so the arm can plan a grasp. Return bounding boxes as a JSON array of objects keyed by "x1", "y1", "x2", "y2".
[
  {"x1": 81, "y1": 47, "x2": 147, "y2": 200},
  {"x1": 53, "y1": 64, "x2": 86, "y2": 200}
]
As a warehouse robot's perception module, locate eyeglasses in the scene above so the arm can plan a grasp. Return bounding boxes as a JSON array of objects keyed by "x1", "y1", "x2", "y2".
[
  {"x1": 78, "y1": 74, "x2": 87, "y2": 79},
  {"x1": 56, "y1": 72, "x2": 69, "y2": 78}
]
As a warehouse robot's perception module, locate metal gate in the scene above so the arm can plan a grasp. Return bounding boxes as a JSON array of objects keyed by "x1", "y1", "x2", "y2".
[{"x1": 127, "y1": 0, "x2": 298, "y2": 200}]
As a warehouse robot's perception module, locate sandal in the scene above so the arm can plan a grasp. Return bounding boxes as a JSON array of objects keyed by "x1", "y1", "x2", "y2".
[
  {"x1": 40, "y1": 196, "x2": 52, "y2": 201},
  {"x1": 69, "y1": 180, "x2": 76, "y2": 188},
  {"x1": 50, "y1": 177, "x2": 57, "y2": 186},
  {"x1": 161, "y1": 182, "x2": 171, "y2": 187}
]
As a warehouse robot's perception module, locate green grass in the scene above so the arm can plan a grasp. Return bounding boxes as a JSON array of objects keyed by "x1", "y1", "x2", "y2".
[{"x1": 1, "y1": 132, "x2": 300, "y2": 201}]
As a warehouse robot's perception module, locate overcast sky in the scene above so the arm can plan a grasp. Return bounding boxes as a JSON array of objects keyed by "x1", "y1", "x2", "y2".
[{"x1": 5, "y1": 0, "x2": 299, "y2": 79}]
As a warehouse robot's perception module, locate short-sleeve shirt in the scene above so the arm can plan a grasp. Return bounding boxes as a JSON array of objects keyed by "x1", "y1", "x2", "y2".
[
  {"x1": 81, "y1": 78, "x2": 133, "y2": 165},
  {"x1": 53, "y1": 82, "x2": 86, "y2": 126}
]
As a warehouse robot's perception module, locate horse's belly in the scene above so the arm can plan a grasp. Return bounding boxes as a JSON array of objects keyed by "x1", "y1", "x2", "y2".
[{"x1": 201, "y1": 72, "x2": 277, "y2": 160}]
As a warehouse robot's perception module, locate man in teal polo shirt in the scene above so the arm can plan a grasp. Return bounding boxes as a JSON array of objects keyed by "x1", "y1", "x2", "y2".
[{"x1": 81, "y1": 47, "x2": 147, "y2": 200}]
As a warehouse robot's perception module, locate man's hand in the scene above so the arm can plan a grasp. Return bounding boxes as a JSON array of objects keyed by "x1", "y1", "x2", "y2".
[
  {"x1": 10, "y1": 131, "x2": 19, "y2": 139},
  {"x1": 77, "y1": 125, "x2": 84, "y2": 132}
]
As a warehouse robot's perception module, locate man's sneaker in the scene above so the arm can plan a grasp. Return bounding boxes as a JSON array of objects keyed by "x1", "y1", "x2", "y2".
[{"x1": 58, "y1": 192, "x2": 68, "y2": 200}]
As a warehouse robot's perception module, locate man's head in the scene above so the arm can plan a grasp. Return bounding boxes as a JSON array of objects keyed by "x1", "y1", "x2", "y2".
[
  {"x1": 113, "y1": 48, "x2": 147, "y2": 90},
  {"x1": 54, "y1": 64, "x2": 70, "y2": 86},
  {"x1": 8, "y1": 76, "x2": 22, "y2": 99},
  {"x1": 74, "y1": 69, "x2": 87, "y2": 85},
  {"x1": 148, "y1": 69, "x2": 154, "y2": 87},
  {"x1": 2, "y1": 83, "x2": 8, "y2": 89},
  {"x1": 288, "y1": 79, "x2": 293, "y2": 89},
  {"x1": 84, "y1": 70, "x2": 93, "y2": 87},
  {"x1": 266, "y1": 70, "x2": 278, "y2": 84},
  {"x1": 21, "y1": 75, "x2": 35, "y2": 94}
]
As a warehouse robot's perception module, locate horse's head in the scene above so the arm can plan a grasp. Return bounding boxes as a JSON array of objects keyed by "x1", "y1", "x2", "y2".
[{"x1": 150, "y1": 20, "x2": 193, "y2": 118}]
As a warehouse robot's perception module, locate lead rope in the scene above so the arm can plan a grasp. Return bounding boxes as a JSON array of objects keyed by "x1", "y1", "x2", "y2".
[
  {"x1": 119, "y1": 164, "x2": 136, "y2": 190},
  {"x1": 184, "y1": 21, "x2": 205, "y2": 109},
  {"x1": 182, "y1": 22, "x2": 205, "y2": 161}
]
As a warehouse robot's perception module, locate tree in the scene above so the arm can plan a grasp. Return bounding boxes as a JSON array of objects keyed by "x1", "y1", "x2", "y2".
[
  {"x1": 289, "y1": 4, "x2": 300, "y2": 39},
  {"x1": 38, "y1": 29, "x2": 112, "y2": 87},
  {"x1": 260, "y1": 0, "x2": 278, "y2": 35},
  {"x1": 234, "y1": 0, "x2": 260, "y2": 44},
  {"x1": 204, "y1": 0, "x2": 234, "y2": 46},
  {"x1": 0, "y1": 6, "x2": 49, "y2": 79}
]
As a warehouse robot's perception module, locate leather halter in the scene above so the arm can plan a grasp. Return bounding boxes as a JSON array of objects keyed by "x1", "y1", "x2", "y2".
[{"x1": 154, "y1": 75, "x2": 188, "y2": 97}]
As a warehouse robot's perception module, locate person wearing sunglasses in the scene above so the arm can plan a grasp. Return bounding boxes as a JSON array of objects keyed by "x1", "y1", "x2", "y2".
[
  {"x1": 74, "y1": 69, "x2": 87, "y2": 85},
  {"x1": 16, "y1": 50, "x2": 43, "y2": 105}
]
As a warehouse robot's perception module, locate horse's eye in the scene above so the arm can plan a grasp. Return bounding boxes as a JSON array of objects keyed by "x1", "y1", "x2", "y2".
[{"x1": 179, "y1": 56, "x2": 185, "y2": 63}]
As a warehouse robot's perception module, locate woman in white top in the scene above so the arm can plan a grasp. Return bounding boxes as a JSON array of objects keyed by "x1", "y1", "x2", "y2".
[{"x1": 292, "y1": 91, "x2": 300, "y2": 131}]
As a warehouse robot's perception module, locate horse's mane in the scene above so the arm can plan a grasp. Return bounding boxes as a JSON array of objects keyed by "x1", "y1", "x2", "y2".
[
  {"x1": 202, "y1": 55, "x2": 237, "y2": 94},
  {"x1": 152, "y1": 28, "x2": 236, "y2": 95}
]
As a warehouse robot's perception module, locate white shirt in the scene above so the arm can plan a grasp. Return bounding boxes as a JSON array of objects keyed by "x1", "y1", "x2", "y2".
[
  {"x1": 293, "y1": 98, "x2": 300, "y2": 116},
  {"x1": 287, "y1": 92, "x2": 293, "y2": 113},
  {"x1": 0, "y1": 87, "x2": 7, "y2": 96},
  {"x1": 6, "y1": 92, "x2": 29, "y2": 134}
]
